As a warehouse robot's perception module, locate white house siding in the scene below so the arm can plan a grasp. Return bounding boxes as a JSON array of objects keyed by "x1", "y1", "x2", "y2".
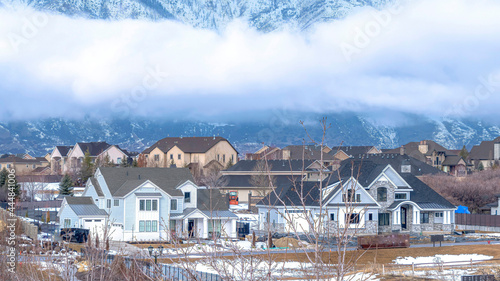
[
  {"x1": 59, "y1": 205, "x2": 81, "y2": 229},
  {"x1": 178, "y1": 182, "x2": 198, "y2": 209}
]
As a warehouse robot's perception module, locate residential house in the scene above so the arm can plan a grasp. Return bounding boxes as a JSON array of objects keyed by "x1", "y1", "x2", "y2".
[
  {"x1": 0, "y1": 155, "x2": 50, "y2": 175},
  {"x1": 245, "y1": 146, "x2": 283, "y2": 160},
  {"x1": 220, "y1": 159, "x2": 329, "y2": 202},
  {"x1": 329, "y1": 146, "x2": 382, "y2": 161},
  {"x1": 141, "y1": 136, "x2": 238, "y2": 171},
  {"x1": 385, "y1": 140, "x2": 468, "y2": 175},
  {"x1": 51, "y1": 142, "x2": 138, "y2": 175},
  {"x1": 484, "y1": 194, "x2": 500, "y2": 215},
  {"x1": 59, "y1": 167, "x2": 237, "y2": 241},
  {"x1": 469, "y1": 136, "x2": 500, "y2": 170},
  {"x1": 256, "y1": 156, "x2": 455, "y2": 235}
]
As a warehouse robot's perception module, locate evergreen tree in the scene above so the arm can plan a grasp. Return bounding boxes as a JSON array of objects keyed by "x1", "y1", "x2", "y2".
[
  {"x1": 0, "y1": 168, "x2": 8, "y2": 187},
  {"x1": 132, "y1": 159, "x2": 138, "y2": 167},
  {"x1": 459, "y1": 145, "x2": 469, "y2": 159},
  {"x1": 2, "y1": 177, "x2": 21, "y2": 200},
  {"x1": 80, "y1": 149, "x2": 94, "y2": 183},
  {"x1": 478, "y1": 162, "x2": 485, "y2": 171},
  {"x1": 103, "y1": 154, "x2": 113, "y2": 167},
  {"x1": 59, "y1": 174, "x2": 74, "y2": 196},
  {"x1": 226, "y1": 158, "x2": 234, "y2": 169},
  {"x1": 120, "y1": 157, "x2": 130, "y2": 167}
]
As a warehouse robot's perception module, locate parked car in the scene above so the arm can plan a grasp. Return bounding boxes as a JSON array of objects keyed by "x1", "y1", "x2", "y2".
[{"x1": 60, "y1": 228, "x2": 89, "y2": 243}]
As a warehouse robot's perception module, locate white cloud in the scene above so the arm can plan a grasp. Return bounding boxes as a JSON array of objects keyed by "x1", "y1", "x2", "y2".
[{"x1": 1, "y1": 0, "x2": 500, "y2": 121}]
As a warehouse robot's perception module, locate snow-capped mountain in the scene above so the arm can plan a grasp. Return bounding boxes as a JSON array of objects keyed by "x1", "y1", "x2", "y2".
[
  {"x1": 1, "y1": 114, "x2": 499, "y2": 156},
  {"x1": 3, "y1": 0, "x2": 394, "y2": 31}
]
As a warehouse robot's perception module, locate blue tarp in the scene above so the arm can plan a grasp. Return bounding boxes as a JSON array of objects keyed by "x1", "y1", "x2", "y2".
[{"x1": 455, "y1": 205, "x2": 471, "y2": 214}]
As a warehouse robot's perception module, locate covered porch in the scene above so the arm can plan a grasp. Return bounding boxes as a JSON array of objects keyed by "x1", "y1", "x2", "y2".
[{"x1": 170, "y1": 209, "x2": 238, "y2": 239}]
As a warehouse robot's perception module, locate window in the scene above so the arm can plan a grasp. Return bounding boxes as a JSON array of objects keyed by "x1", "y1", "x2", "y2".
[
  {"x1": 114, "y1": 199, "x2": 119, "y2": 207},
  {"x1": 368, "y1": 213, "x2": 373, "y2": 221},
  {"x1": 107, "y1": 199, "x2": 111, "y2": 208},
  {"x1": 146, "y1": 200, "x2": 152, "y2": 211},
  {"x1": 223, "y1": 154, "x2": 226, "y2": 163},
  {"x1": 140, "y1": 200, "x2": 145, "y2": 211},
  {"x1": 64, "y1": 219, "x2": 71, "y2": 228},
  {"x1": 231, "y1": 155, "x2": 234, "y2": 162},
  {"x1": 395, "y1": 193, "x2": 407, "y2": 200},
  {"x1": 184, "y1": 192, "x2": 191, "y2": 203},
  {"x1": 178, "y1": 154, "x2": 181, "y2": 160},
  {"x1": 330, "y1": 213, "x2": 335, "y2": 221},
  {"x1": 117, "y1": 157, "x2": 122, "y2": 164},
  {"x1": 170, "y1": 154, "x2": 173, "y2": 160},
  {"x1": 139, "y1": 220, "x2": 158, "y2": 232},
  {"x1": 7, "y1": 164, "x2": 11, "y2": 168},
  {"x1": 152, "y1": 200, "x2": 158, "y2": 211},
  {"x1": 435, "y1": 212, "x2": 443, "y2": 218},
  {"x1": 154, "y1": 154, "x2": 160, "y2": 161},
  {"x1": 171, "y1": 199, "x2": 177, "y2": 211},
  {"x1": 32, "y1": 164, "x2": 36, "y2": 168},
  {"x1": 217, "y1": 154, "x2": 220, "y2": 161},
  {"x1": 345, "y1": 213, "x2": 360, "y2": 224},
  {"x1": 139, "y1": 199, "x2": 157, "y2": 211},
  {"x1": 377, "y1": 187, "x2": 387, "y2": 202},
  {"x1": 379, "y1": 213, "x2": 390, "y2": 226},
  {"x1": 356, "y1": 194, "x2": 361, "y2": 202},
  {"x1": 420, "y1": 213, "x2": 430, "y2": 224},
  {"x1": 343, "y1": 189, "x2": 356, "y2": 202}
]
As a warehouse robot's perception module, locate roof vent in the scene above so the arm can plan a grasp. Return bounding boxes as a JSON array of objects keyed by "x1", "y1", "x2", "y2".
[
  {"x1": 138, "y1": 174, "x2": 141, "y2": 180},
  {"x1": 126, "y1": 171, "x2": 129, "y2": 176}
]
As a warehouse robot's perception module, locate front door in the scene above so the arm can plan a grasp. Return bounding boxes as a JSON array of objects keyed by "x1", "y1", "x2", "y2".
[
  {"x1": 401, "y1": 207, "x2": 407, "y2": 230},
  {"x1": 188, "y1": 220, "x2": 195, "y2": 237}
]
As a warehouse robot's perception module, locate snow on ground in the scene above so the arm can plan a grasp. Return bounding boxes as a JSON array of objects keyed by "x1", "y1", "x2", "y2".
[
  {"x1": 467, "y1": 232, "x2": 500, "y2": 238},
  {"x1": 229, "y1": 204, "x2": 248, "y2": 210},
  {"x1": 395, "y1": 254, "x2": 493, "y2": 265},
  {"x1": 397, "y1": 268, "x2": 479, "y2": 281},
  {"x1": 160, "y1": 240, "x2": 268, "y2": 256}
]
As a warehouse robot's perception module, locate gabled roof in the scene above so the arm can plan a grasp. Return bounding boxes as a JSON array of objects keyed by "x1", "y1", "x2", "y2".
[
  {"x1": 282, "y1": 145, "x2": 336, "y2": 161},
  {"x1": 64, "y1": 196, "x2": 108, "y2": 217},
  {"x1": 442, "y1": 155, "x2": 465, "y2": 166},
  {"x1": 330, "y1": 146, "x2": 378, "y2": 157},
  {"x1": 77, "y1": 142, "x2": 111, "y2": 156},
  {"x1": 55, "y1": 146, "x2": 72, "y2": 157},
  {"x1": 469, "y1": 137, "x2": 500, "y2": 160},
  {"x1": 96, "y1": 167, "x2": 193, "y2": 197},
  {"x1": 142, "y1": 136, "x2": 236, "y2": 154},
  {"x1": 225, "y1": 159, "x2": 314, "y2": 173},
  {"x1": 397, "y1": 174, "x2": 455, "y2": 209},
  {"x1": 89, "y1": 178, "x2": 104, "y2": 197},
  {"x1": 385, "y1": 140, "x2": 452, "y2": 162}
]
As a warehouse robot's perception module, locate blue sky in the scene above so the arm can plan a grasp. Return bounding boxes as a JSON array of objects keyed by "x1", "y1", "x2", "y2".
[{"x1": 0, "y1": 0, "x2": 500, "y2": 122}]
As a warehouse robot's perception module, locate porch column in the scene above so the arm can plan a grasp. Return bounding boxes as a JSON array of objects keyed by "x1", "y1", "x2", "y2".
[
  {"x1": 183, "y1": 219, "x2": 188, "y2": 234},
  {"x1": 444, "y1": 211, "x2": 449, "y2": 224},
  {"x1": 232, "y1": 219, "x2": 237, "y2": 238},
  {"x1": 414, "y1": 210, "x2": 420, "y2": 225},
  {"x1": 203, "y1": 218, "x2": 208, "y2": 239},
  {"x1": 392, "y1": 210, "x2": 398, "y2": 225}
]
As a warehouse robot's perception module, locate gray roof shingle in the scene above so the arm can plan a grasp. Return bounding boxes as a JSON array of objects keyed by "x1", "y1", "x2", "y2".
[{"x1": 142, "y1": 136, "x2": 237, "y2": 154}]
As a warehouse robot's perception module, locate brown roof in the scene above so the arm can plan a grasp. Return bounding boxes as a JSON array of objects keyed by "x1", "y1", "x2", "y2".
[
  {"x1": 142, "y1": 136, "x2": 236, "y2": 154},
  {"x1": 0, "y1": 156, "x2": 46, "y2": 164},
  {"x1": 282, "y1": 145, "x2": 336, "y2": 161},
  {"x1": 469, "y1": 136, "x2": 500, "y2": 160},
  {"x1": 385, "y1": 140, "x2": 451, "y2": 162},
  {"x1": 77, "y1": 142, "x2": 111, "y2": 156}
]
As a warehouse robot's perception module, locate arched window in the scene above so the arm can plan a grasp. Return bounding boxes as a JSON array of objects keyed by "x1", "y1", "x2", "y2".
[{"x1": 377, "y1": 187, "x2": 387, "y2": 202}]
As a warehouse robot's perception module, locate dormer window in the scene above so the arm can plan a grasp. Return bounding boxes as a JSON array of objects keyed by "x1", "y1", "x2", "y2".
[{"x1": 184, "y1": 192, "x2": 191, "y2": 203}]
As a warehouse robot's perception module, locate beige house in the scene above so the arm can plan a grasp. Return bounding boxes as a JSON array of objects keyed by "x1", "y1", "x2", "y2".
[
  {"x1": 50, "y1": 142, "x2": 137, "y2": 175},
  {"x1": 469, "y1": 136, "x2": 500, "y2": 170},
  {"x1": 0, "y1": 156, "x2": 50, "y2": 175},
  {"x1": 141, "y1": 136, "x2": 238, "y2": 169}
]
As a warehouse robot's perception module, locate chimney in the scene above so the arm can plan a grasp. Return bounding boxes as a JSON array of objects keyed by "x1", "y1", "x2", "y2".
[
  {"x1": 418, "y1": 141, "x2": 429, "y2": 154},
  {"x1": 400, "y1": 145, "x2": 405, "y2": 156},
  {"x1": 495, "y1": 143, "x2": 500, "y2": 160}
]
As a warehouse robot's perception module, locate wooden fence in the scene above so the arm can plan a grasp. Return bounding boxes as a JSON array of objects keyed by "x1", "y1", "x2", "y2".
[{"x1": 456, "y1": 214, "x2": 500, "y2": 227}]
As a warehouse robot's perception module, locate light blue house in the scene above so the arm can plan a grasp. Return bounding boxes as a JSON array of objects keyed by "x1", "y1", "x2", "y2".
[{"x1": 58, "y1": 167, "x2": 238, "y2": 241}]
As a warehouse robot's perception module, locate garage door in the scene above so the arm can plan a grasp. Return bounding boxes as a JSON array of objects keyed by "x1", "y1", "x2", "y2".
[
  {"x1": 285, "y1": 211, "x2": 311, "y2": 233},
  {"x1": 83, "y1": 219, "x2": 105, "y2": 239}
]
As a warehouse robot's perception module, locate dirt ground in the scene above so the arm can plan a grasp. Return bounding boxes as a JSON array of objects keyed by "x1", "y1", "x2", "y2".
[{"x1": 266, "y1": 244, "x2": 500, "y2": 265}]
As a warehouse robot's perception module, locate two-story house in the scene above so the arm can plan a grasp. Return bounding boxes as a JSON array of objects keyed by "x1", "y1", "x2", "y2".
[
  {"x1": 256, "y1": 156, "x2": 456, "y2": 235},
  {"x1": 141, "y1": 136, "x2": 238, "y2": 172},
  {"x1": 58, "y1": 167, "x2": 237, "y2": 241},
  {"x1": 50, "y1": 142, "x2": 138, "y2": 174},
  {"x1": 0, "y1": 155, "x2": 50, "y2": 175},
  {"x1": 469, "y1": 136, "x2": 500, "y2": 170}
]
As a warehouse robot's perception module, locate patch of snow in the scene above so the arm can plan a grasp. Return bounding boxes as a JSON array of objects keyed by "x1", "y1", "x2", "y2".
[{"x1": 394, "y1": 254, "x2": 493, "y2": 265}]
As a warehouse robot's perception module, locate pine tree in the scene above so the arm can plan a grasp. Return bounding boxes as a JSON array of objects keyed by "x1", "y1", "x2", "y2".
[
  {"x1": 120, "y1": 157, "x2": 130, "y2": 167},
  {"x1": 132, "y1": 159, "x2": 138, "y2": 167},
  {"x1": 59, "y1": 174, "x2": 74, "y2": 196},
  {"x1": 459, "y1": 145, "x2": 469, "y2": 159},
  {"x1": 103, "y1": 154, "x2": 113, "y2": 167},
  {"x1": 0, "y1": 168, "x2": 8, "y2": 187},
  {"x1": 226, "y1": 158, "x2": 234, "y2": 169},
  {"x1": 80, "y1": 149, "x2": 94, "y2": 183},
  {"x1": 3, "y1": 177, "x2": 21, "y2": 200},
  {"x1": 478, "y1": 162, "x2": 485, "y2": 171}
]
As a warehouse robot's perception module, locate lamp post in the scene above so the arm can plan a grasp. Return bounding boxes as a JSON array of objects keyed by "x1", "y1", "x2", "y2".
[{"x1": 147, "y1": 245, "x2": 164, "y2": 265}]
